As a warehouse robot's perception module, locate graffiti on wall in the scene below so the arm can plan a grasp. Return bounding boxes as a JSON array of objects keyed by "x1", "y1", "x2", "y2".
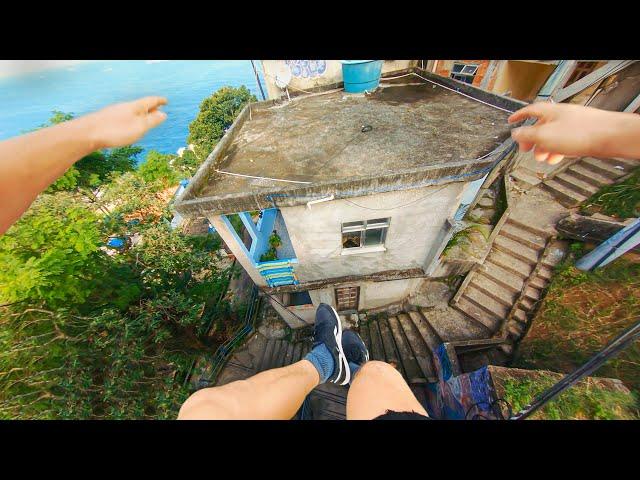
[{"x1": 285, "y1": 60, "x2": 327, "y2": 78}]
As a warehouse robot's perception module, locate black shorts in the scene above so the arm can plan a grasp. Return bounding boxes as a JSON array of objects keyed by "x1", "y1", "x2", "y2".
[{"x1": 374, "y1": 410, "x2": 430, "y2": 420}]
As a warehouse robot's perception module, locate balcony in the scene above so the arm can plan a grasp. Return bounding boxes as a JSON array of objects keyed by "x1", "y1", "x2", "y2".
[{"x1": 221, "y1": 208, "x2": 299, "y2": 287}]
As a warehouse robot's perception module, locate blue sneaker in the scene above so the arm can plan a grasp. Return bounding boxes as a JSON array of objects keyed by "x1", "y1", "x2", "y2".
[
  {"x1": 342, "y1": 330, "x2": 369, "y2": 368},
  {"x1": 312, "y1": 303, "x2": 350, "y2": 386}
]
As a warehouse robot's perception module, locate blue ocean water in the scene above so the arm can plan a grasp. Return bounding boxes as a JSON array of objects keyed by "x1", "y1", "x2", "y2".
[{"x1": 0, "y1": 60, "x2": 266, "y2": 162}]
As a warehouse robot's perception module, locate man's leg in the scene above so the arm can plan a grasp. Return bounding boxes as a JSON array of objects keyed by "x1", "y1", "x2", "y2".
[
  {"x1": 178, "y1": 360, "x2": 319, "y2": 420},
  {"x1": 346, "y1": 361, "x2": 429, "y2": 419},
  {"x1": 179, "y1": 302, "x2": 350, "y2": 420}
]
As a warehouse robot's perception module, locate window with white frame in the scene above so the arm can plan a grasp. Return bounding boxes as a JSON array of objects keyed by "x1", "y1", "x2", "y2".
[
  {"x1": 450, "y1": 63, "x2": 479, "y2": 84},
  {"x1": 341, "y1": 218, "x2": 390, "y2": 250}
]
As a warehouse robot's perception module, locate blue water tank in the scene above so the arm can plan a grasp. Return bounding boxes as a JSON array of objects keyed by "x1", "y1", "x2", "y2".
[{"x1": 341, "y1": 60, "x2": 383, "y2": 93}]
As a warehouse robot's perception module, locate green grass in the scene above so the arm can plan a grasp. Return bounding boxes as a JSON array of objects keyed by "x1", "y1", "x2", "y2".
[
  {"x1": 581, "y1": 167, "x2": 640, "y2": 218},
  {"x1": 501, "y1": 374, "x2": 638, "y2": 420},
  {"x1": 513, "y1": 254, "x2": 640, "y2": 408}
]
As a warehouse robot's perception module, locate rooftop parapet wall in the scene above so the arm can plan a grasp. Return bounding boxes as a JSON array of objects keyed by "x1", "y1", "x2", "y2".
[{"x1": 175, "y1": 68, "x2": 526, "y2": 217}]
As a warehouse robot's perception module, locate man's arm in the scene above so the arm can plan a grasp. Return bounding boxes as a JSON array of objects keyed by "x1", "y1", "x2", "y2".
[
  {"x1": 0, "y1": 96, "x2": 167, "y2": 234},
  {"x1": 509, "y1": 102, "x2": 640, "y2": 165}
]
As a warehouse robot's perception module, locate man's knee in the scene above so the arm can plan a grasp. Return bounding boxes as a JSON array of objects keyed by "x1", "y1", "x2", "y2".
[
  {"x1": 356, "y1": 360, "x2": 402, "y2": 382},
  {"x1": 178, "y1": 383, "x2": 244, "y2": 420}
]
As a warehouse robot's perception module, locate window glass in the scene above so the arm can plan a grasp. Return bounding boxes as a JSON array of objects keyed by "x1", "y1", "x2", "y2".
[
  {"x1": 364, "y1": 228, "x2": 385, "y2": 246},
  {"x1": 452, "y1": 63, "x2": 464, "y2": 73},
  {"x1": 462, "y1": 65, "x2": 478, "y2": 75}
]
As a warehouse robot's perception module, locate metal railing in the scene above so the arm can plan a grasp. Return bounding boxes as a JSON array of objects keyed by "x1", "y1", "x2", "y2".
[{"x1": 194, "y1": 284, "x2": 262, "y2": 389}]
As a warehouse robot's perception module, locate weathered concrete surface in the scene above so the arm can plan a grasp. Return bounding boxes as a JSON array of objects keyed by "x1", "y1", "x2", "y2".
[
  {"x1": 202, "y1": 84, "x2": 510, "y2": 196},
  {"x1": 557, "y1": 213, "x2": 639, "y2": 251},
  {"x1": 175, "y1": 72, "x2": 518, "y2": 217}
]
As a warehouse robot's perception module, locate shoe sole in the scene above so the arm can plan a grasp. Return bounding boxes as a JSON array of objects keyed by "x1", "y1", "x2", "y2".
[{"x1": 329, "y1": 305, "x2": 351, "y2": 386}]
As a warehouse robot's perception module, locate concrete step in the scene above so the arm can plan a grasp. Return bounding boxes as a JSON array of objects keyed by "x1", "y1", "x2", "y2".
[
  {"x1": 488, "y1": 249, "x2": 536, "y2": 279},
  {"x1": 505, "y1": 217, "x2": 550, "y2": 239},
  {"x1": 554, "y1": 172, "x2": 601, "y2": 198},
  {"x1": 283, "y1": 342, "x2": 295, "y2": 367},
  {"x1": 598, "y1": 157, "x2": 640, "y2": 170},
  {"x1": 482, "y1": 259, "x2": 526, "y2": 293},
  {"x1": 519, "y1": 297, "x2": 536, "y2": 312},
  {"x1": 377, "y1": 317, "x2": 402, "y2": 371},
  {"x1": 542, "y1": 178, "x2": 588, "y2": 207},
  {"x1": 358, "y1": 322, "x2": 371, "y2": 353},
  {"x1": 567, "y1": 164, "x2": 614, "y2": 188},
  {"x1": 291, "y1": 343, "x2": 303, "y2": 364},
  {"x1": 581, "y1": 157, "x2": 626, "y2": 180},
  {"x1": 529, "y1": 275, "x2": 547, "y2": 290},
  {"x1": 401, "y1": 312, "x2": 437, "y2": 381},
  {"x1": 494, "y1": 235, "x2": 541, "y2": 265},
  {"x1": 367, "y1": 320, "x2": 386, "y2": 362},
  {"x1": 512, "y1": 308, "x2": 528, "y2": 324},
  {"x1": 387, "y1": 315, "x2": 427, "y2": 383},
  {"x1": 456, "y1": 295, "x2": 502, "y2": 332},
  {"x1": 408, "y1": 310, "x2": 442, "y2": 350},
  {"x1": 507, "y1": 322, "x2": 526, "y2": 340},
  {"x1": 537, "y1": 264, "x2": 554, "y2": 280},
  {"x1": 420, "y1": 307, "x2": 492, "y2": 343},
  {"x1": 271, "y1": 340, "x2": 286, "y2": 369},
  {"x1": 258, "y1": 338, "x2": 276, "y2": 372},
  {"x1": 465, "y1": 285, "x2": 511, "y2": 319},
  {"x1": 510, "y1": 167, "x2": 540, "y2": 188},
  {"x1": 470, "y1": 274, "x2": 518, "y2": 307},
  {"x1": 501, "y1": 222, "x2": 547, "y2": 251},
  {"x1": 523, "y1": 286, "x2": 542, "y2": 302}
]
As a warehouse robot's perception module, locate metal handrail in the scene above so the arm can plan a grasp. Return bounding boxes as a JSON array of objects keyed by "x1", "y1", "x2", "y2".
[{"x1": 195, "y1": 284, "x2": 262, "y2": 388}]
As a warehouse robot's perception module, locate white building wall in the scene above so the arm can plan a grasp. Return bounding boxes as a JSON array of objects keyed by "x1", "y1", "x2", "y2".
[
  {"x1": 279, "y1": 182, "x2": 467, "y2": 283},
  {"x1": 260, "y1": 60, "x2": 417, "y2": 100}
]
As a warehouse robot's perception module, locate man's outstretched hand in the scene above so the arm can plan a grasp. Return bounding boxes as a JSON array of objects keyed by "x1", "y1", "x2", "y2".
[
  {"x1": 509, "y1": 102, "x2": 640, "y2": 165},
  {"x1": 86, "y1": 96, "x2": 168, "y2": 150}
]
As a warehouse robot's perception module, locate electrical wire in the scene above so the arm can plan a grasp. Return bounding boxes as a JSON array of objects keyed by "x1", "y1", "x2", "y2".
[
  {"x1": 342, "y1": 185, "x2": 450, "y2": 211},
  {"x1": 380, "y1": 72, "x2": 516, "y2": 114}
]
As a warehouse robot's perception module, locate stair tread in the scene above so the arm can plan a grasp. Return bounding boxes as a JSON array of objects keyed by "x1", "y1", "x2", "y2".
[
  {"x1": 358, "y1": 322, "x2": 371, "y2": 353},
  {"x1": 377, "y1": 317, "x2": 403, "y2": 373},
  {"x1": 399, "y1": 312, "x2": 437, "y2": 380},
  {"x1": 387, "y1": 315, "x2": 425, "y2": 382},
  {"x1": 494, "y1": 235, "x2": 541, "y2": 264},
  {"x1": 465, "y1": 285, "x2": 511, "y2": 319},
  {"x1": 523, "y1": 286, "x2": 542, "y2": 301},
  {"x1": 421, "y1": 307, "x2": 492, "y2": 342},
  {"x1": 544, "y1": 178, "x2": 588, "y2": 202},
  {"x1": 582, "y1": 157, "x2": 626, "y2": 179},
  {"x1": 529, "y1": 275, "x2": 547, "y2": 290},
  {"x1": 368, "y1": 320, "x2": 385, "y2": 361},
  {"x1": 510, "y1": 168, "x2": 539, "y2": 186},
  {"x1": 259, "y1": 339, "x2": 276, "y2": 372},
  {"x1": 470, "y1": 274, "x2": 518, "y2": 307},
  {"x1": 483, "y1": 259, "x2": 526, "y2": 293},
  {"x1": 506, "y1": 217, "x2": 550, "y2": 238},
  {"x1": 598, "y1": 157, "x2": 640, "y2": 169},
  {"x1": 568, "y1": 164, "x2": 614, "y2": 187},
  {"x1": 283, "y1": 342, "x2": 295, "y2": 367},
  {"x1": 512, "y1": 308, "x2": 528, "y2": 324},
  {"x1": 410, "y1": 310, "x2": 443, "y2": 349},
  {"x1": 555, "y1": 171, "x2": 601, "y2": 197},
  {"x1": 502, "y1": 222, "x2": 548, "y2": 249},
  {"x1": 488, "y1": 249, "x2": 535, "y2": 278},
  {"x1": 456, "y1": 296, "x2": 502, "y2": 332}
]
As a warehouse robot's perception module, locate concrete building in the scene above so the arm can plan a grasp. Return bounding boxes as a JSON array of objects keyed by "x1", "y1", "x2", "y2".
[{"x1": 175, "y1": 66, "x2": 525, "y2": 328}]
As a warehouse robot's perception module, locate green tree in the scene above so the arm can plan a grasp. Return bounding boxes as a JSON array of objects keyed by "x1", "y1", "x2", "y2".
[
  {"x1": 187, "y1": 86, "x2": 256, "y2": 159},
  {"x1": 0, "y1": 170, "x2": 232, "y2": 419},
  {"x1": 138, "y1": 150, "x2": 179, "y2": 188},
  {"x1": 0, "y1": 192, "x2": 103, "y2": 308}
]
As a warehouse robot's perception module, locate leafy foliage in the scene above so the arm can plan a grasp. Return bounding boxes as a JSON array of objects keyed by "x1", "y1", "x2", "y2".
[
  {"x1": 137, "y1": 150, "x2": 179, "y2": 188},
  {"x1": 187, "y1": 86, "x2": 256, "y2": 159}
]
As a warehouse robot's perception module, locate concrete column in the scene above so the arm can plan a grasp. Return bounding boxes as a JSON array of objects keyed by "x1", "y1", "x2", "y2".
[{"x1": 209, "y1": 214, "x2": 268, "y2": 287}]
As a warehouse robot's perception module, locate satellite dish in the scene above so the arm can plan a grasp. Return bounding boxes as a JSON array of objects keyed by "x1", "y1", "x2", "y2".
[{"x1": 274, "y1": 64, "x2": 292, "y2": 89}]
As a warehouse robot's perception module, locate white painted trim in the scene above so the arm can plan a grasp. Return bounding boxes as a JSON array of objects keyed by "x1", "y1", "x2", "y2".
[{"x1": 340, "y1": 245, "x2": 386, "y2": 256}]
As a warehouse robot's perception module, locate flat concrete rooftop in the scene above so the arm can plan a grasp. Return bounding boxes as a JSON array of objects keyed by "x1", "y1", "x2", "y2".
[{"x1": 176, "y1": 70, "x2": 525, "y2": 216}]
